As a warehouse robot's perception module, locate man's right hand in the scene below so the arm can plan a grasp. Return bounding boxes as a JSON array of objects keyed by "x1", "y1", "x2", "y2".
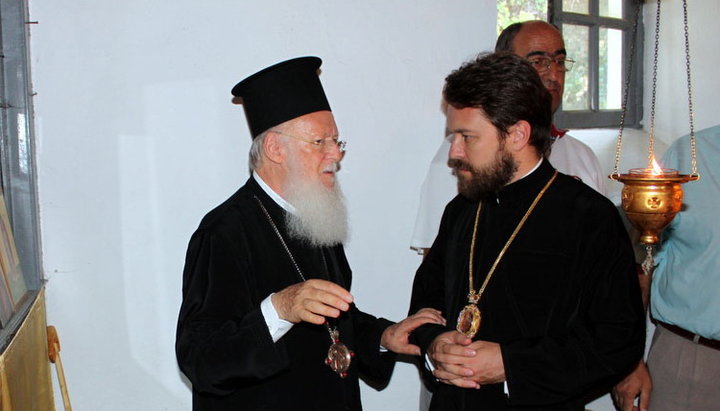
[
  {"x1": 271, "y1": 279, "x2": 353, "y2": 324},
  {"x1": 612, "y1": 360, "x2": 652, "y2": 411}
]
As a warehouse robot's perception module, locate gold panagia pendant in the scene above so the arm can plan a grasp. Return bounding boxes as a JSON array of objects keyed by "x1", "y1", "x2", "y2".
[
  {"x1": 325, "y1": 327, "x2": 354, "y2": 378},
  {"x1": 325, "y1": 341, "x2": 353, "y2": 378},
  {"x1": 456, "y1": 303, "x2": 481, "y2": 338}
]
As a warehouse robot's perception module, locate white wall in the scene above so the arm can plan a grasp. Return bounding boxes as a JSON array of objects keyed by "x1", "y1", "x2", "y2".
[
  {"x1": 29, "y1": 1, "x2": 496, "y2": 409},
  {"x1": 643, "y1": 0, "x2": 719, "y2": 146}
]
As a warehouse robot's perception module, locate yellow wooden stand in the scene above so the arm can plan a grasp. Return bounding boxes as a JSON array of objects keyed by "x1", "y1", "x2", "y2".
[
  {"x1": 47, "y1": 326, "x2": 71, "y2": 410},
  {"x1": 0, "y1": 289, "x2": 56, "y2": 410}
]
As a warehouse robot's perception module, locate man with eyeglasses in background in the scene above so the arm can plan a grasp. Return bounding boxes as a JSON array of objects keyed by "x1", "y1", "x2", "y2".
[
  {"x1": 175, "y1": 56, "x2": 444, "y2": 410},
  {"x1": 410, "y1": 21, "x2": 606, "y2": 259}
]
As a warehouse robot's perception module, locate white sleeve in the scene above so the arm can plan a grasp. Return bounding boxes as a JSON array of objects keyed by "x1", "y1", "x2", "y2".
[
  {"x1": 548, "y1": 135, "x2": 607, "y2": 197},
  {"x1": 260, "y1": 293, "x2": 294, "y2": 342},
  {"x1": 410, "y1": 139, "x2": 458, "y2": 251}
]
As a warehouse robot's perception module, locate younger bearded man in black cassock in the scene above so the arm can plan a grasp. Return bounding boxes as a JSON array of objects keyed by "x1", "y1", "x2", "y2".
[
  {"x1": 408, "y1": 52, "x2": 645, "y2": 410},
  {"x1": 176, "y1": 57, "x2": 444, "y2": 410}
]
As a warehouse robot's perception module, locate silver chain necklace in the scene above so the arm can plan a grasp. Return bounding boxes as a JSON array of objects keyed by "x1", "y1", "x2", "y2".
[{"x1": 253, "y1": 196, "x2": 354, "y2": 378}]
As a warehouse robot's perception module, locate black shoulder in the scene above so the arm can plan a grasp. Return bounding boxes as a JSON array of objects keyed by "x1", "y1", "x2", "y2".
[
  {"x1": 195, "y1": 181, "x2": 260, "y2": 236},
  {"x1": 549, "y1": 172, "x2": 626, "y2": 234}
]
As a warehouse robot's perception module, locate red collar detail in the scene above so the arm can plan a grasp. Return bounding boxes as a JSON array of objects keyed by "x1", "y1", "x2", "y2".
[{"x1": 551, "y1": 124, "x2": 567, "y2": 138}]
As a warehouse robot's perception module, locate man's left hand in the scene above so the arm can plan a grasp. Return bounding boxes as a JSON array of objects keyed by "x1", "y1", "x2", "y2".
[
  {"x1": 380, "y1": 308, "x2": 446, "y2": 355},
  {"x1": 433, "y1": 339, "x2": 505, "y2": 387}
]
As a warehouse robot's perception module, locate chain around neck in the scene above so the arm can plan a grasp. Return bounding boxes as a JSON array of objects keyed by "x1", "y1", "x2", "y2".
[{"x1": 467, "y1": 171, "x2": 558, "y2": 303}]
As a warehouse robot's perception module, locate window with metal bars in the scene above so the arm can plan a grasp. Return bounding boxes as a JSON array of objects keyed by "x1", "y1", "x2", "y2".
[{"x1": 497, "y1": 0, "x2": 643, "y2": 129}]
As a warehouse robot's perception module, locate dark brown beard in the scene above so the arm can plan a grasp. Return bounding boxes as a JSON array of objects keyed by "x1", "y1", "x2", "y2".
[{"x1": 448, "y1": 149, "x2": 517, "y2": 201}]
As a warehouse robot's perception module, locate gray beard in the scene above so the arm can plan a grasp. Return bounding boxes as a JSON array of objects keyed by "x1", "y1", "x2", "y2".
[{"x1": 284, "y1": 178, "x2": 349, "y2": 247}]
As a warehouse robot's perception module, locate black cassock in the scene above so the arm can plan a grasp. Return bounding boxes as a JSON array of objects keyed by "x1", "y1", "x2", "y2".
[
  {"x1": 176, "y1": 177, "x2": 395, "y2": 410},
  {"x1": 409, "y1": 159, "x2": 645, "y2": 411}
]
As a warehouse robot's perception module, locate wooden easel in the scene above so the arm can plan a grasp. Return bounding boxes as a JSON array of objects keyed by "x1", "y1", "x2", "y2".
[{"x1": 47, "y1": 326, "x2": 72, "y2": 411}]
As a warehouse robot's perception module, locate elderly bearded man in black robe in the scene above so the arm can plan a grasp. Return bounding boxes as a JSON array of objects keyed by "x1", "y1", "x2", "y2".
[
  {"x1": 407, "y1": 52, "x2": 645, "y2": 410},
  {"x1": 176, "y1": 57, "x2": 444, "y2": 410}
]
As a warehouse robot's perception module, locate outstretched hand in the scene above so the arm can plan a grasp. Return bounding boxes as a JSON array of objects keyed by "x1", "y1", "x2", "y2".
[
  {"x1": 381, "y1": 308, "x2": 446, "y2": 355},
  {"x1": 272, "y1": 279, "x2": 353, "y2": 324}
]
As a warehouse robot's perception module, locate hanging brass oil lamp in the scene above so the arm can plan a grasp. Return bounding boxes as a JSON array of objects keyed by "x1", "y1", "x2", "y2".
[{"x1": 609, "y1": 0, "x2": 699, "y2": 275}]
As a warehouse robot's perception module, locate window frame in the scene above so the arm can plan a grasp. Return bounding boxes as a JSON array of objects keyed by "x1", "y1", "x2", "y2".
[
  {"x1": 550, "y1": 0, "x2": 644, "y2": 129},
  {"x1": 0, "y1": 0, "x2": 42, "y2": 351}
]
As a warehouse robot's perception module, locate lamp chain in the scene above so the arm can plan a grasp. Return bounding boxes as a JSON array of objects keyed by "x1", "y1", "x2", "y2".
[
  {"x1": 646, "y1": 0, "x2": 662, "y2": 170},
  {"x1": 612, "y1": 0, "x2": 642, "y2": 176},
  {"x1": 614, "y1": 0, "x2": 699, "y2": 177},
  {"x1": 682, "y1": 0, "x2": 698, "y2": 176}
]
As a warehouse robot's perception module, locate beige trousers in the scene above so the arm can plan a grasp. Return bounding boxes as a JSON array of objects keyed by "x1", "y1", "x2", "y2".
[{"x1": 647, "y1": 324, "x2": 720, "y2": 411}]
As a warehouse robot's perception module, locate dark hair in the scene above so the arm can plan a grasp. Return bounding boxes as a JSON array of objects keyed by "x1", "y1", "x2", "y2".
[
  {"x1": 443, "y1": 52, "x2": 552, "y2": 157},
  {"x1": 495, "y1": 22, "x2": 524, "y2": 52}
]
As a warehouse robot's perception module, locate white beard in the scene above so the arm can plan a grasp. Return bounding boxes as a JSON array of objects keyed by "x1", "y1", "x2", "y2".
[{"x1": 283, "y1": 173, "x2": 349, "y2": 247}]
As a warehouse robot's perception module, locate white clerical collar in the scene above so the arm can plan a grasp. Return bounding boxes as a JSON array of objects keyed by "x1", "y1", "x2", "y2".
[
  {"x1": 495, "y1": 157, "x2": 545, "y2": 204},
  {"x1": 253, "y1": 171, "x2": 296, "y2": 214},
  {"x1": 517, "y1": 157, "x2": 544, "y2": 181}
]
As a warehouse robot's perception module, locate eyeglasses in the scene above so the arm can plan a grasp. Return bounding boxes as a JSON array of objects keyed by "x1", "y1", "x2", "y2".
[
  {"x1": 527, "y1": 56, "x2": 575, "y2": 73},
  {"x1": 273, "y1": 130, "x2": 347, "y2": 153}
]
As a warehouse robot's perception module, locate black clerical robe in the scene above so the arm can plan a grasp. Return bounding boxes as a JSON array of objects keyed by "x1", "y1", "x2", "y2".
[
  {"x1": 176, "y1": 177, "x2": 395, "y2": 410},
  {"x1": 409, "y1": 159, "x2": 645, "y2": 410}
]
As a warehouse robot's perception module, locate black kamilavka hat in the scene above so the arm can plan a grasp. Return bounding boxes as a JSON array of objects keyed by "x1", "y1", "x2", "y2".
[{"x1": 231, "y1": 56, "x2": 331, "y2": 138}]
